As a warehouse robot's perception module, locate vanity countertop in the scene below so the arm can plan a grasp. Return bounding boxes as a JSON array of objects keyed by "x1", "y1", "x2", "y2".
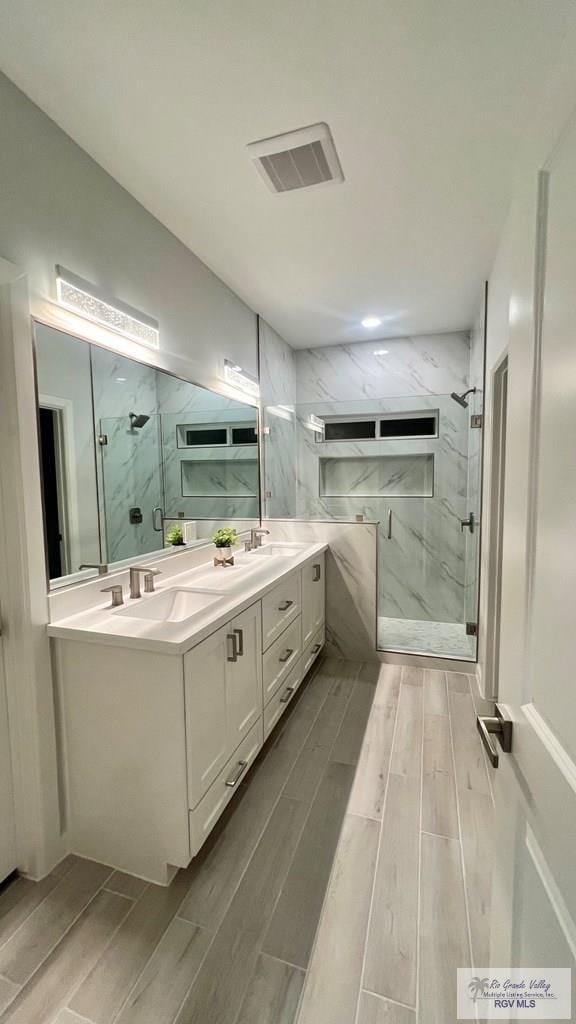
[{"x1": 47, "y1": 541, "x2": 327, "y2": 655}]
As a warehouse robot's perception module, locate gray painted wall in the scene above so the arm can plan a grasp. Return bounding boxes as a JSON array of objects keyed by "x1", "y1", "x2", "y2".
[{"x1": 0, "y1": 72, "x2": 257, "y2": 387}]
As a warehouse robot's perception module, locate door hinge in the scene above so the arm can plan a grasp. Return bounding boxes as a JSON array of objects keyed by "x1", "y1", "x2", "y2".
[
  {"x1": 465, "y1": 621, "x2": 477, "y2": 636},
  {"x1": 470, "y1": 414, "x2": 483, "y2": 429},
  {"x1": 98, "y1": 434, "x2": 108, "y2": 446}
]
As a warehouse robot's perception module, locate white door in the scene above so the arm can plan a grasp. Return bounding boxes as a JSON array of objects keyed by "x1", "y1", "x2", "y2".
[
  {"x1": 0, "y1": 598, "x2": 17, "y2": 883},
  {"x1": 184, "y1": 626, "x2": 229, "y2": 808},
  {"x1": 484, "y1": 113, "x2": 576, "y2": 1015},
  {"x1": 226, "y1": 602, "x2": 262, "y2": 748}
]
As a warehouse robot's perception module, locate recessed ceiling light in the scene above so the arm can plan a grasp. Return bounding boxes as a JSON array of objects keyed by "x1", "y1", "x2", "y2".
[
  {"x1": 373, "y1": 349, "x2": 389, "y2": 356},
  {"x1": 361, "y1": 316, "x2": 381, "y2": 329}
]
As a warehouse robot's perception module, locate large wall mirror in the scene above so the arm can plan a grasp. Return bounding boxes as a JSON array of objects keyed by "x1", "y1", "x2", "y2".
[{"x1": 34, "y1": 323, "x2": 260, "y2": 587}]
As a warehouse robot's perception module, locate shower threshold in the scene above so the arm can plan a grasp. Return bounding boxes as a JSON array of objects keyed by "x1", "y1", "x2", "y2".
[{"x1": 377, "y1": 615, "x2": 476, "y2": 661}]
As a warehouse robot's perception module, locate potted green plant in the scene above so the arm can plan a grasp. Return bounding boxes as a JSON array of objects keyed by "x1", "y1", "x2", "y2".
[
  {"x1": 212, "y1": 526, "x2": 239, "y2": 566},
  {"x1": 165, "y1": 523, "x2": 185, "y2": 547}
]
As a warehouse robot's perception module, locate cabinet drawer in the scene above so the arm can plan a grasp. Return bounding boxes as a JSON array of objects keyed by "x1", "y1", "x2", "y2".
[
  {"x1": 262, "y1": 615, "x2": 302, "y2": 705},
  {"x1": 264, "y1": 661, "x2": 303, "y2": 741},
  {"x1": 189, "y1": 718, "x2": 263, "y2": 856},
  {"x1": 261, "y1": 573, "x2": 301, "y2": 651}
]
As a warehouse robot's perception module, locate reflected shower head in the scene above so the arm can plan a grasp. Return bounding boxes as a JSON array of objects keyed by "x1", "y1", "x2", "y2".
[
  {"x1": 129, "y1": 412, "x2": 150, "y2": 429},
  {"x1": 450, "y1": 387, "x2": 476, "y2": 409}
]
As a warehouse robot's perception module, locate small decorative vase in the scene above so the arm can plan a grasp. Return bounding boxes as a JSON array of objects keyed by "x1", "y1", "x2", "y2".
[{"x1": 214, "y1": 545, "x2": 234, "y2": 567}]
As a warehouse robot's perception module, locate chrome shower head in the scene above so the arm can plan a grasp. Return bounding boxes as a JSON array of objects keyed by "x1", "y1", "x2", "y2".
[
  {"x1": 450, "y1": 387, "x2": 476, "y2": 409},
  {"x1": 129, "y1": 412, "x2": 150, "y2": 429}
]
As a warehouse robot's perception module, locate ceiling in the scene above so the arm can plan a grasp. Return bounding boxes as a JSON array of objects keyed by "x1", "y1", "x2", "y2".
[{"x1": 0, "y1": 0, "x2": 572, "y2": 348}]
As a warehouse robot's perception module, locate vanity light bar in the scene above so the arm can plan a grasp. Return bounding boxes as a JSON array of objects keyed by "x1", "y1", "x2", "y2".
[
  {"x1": 55, "y1": 267, "x2": 160, "y2": 348},
  {"x1": 224, "y1": 358, "x2": 260, "y2": 398}
]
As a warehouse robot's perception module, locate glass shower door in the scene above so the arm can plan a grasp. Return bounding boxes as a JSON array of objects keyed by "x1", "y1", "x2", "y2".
[{"x1": 99, "y1": 414, "x2": 164, "y2": 563}]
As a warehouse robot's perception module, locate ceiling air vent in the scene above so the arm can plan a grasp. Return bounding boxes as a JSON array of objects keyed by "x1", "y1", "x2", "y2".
[{"x1": 247, "y1": 122, "x2": 344, "y2": 194}]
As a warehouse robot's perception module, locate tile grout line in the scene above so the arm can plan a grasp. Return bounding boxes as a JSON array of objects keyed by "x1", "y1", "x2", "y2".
[
  {"x1": 259, "y1": 950, "x2": 307, "y2": 975},
  {"x1": 415, "y1": 667, "x2": 427, "y2": 1024},
  {"x1": 361, "y1": 985, "x2": 417, "y2": 1013},
  {"x1": 447, "y1": 673, "x2": 476, "y2": 979},
  {"x1": 350, "y1": 665, "x2": 405, "y2": 1024},
  {"x1": 167, "y1": 660, "x2": 345, "y2": 1024}
]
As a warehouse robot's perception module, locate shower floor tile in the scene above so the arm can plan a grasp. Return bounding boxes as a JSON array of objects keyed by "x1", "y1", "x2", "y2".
[{"x1": 377, "y1": 616, "x2": 476, "y2": 660}]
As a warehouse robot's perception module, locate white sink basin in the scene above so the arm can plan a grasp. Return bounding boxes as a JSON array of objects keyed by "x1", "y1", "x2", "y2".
[
  {"x1": 251, "y1": 543, "x2": 308, "y2": 558},
  {"x1": 116, "y1": 588, "x2": 224, "y2": 623}
]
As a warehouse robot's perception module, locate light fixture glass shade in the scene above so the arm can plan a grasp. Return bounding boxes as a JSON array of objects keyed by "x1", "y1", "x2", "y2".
[
  {"x1": 224, "y1": 358, "x2": 260, "y2": 398},
  {"x1": 56, "y1": 267, "x2": 159, "y2": 347}
]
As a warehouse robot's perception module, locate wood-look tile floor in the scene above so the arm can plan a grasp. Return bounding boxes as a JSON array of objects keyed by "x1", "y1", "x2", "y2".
[{"x1": 0, "y1": 660, "x2": 494, "y2": 1024}]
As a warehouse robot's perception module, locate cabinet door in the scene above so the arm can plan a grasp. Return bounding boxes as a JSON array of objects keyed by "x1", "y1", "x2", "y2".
[
  {"x1": 184, "y1": 625, "x2": 228, "y2": 808},
  {"x1": 301, "y1": 554, "x2": 326, "y2": 647},
  {"x1": 226, "y1": 602, "x2": 263, "y2": 750}
]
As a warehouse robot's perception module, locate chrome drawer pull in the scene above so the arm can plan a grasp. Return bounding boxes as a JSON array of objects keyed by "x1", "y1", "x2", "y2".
[
  {"x1": 233, "y1": 627, "x2": 244, "y2": 656},
  {"x1": 278, "y1": 599, "x2": 294, "y2": 611},
  {"x1": 313, "y1": 563, "x2": 321, "y2": 582},
  {"x1": 279, "y1": 648, "x2": 294, "y2": 663},
  {"x1": 311, "y1": 643, "x2": 322, "y2": 653},
  {"x1": 225, "y1": 759, "x2": 248, "y2": 787},
  {"x1": 280, "y1": 686, "x2": 295, "y2": 704},
  {"x1": 226, "y1": 633, "x2": 238, "y2": 662}
]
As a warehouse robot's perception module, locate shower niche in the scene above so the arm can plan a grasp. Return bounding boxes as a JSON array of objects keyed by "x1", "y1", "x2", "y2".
[{"x1": 319, "y1": 453, "x2": 434, "y2": 498}]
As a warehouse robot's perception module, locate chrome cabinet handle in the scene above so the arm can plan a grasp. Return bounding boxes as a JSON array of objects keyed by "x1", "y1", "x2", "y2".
[
  {"x1": 476, "y1": 704, "x2": 512, "y2": 768},
  {"x1": 279, "y1": 648, "x2": 294, "y2": 663},
  {"x1": 387, "y1": 509, "x2": 392, "y2": 539},
  {"x1": 226, "y1": 633, "x2": 238, "y2": 663},
  {"x1": 311, "y1": 643, "x2": 322, "y2": 654},
  {"x1": 280, "y1": 686, "x2": 295, "y2": 704},
  {"x1": 313, "y1": 563, "x2": 321, "y2": 582},
  {"x1": 233, "y1": 627, "x2": 244, "y2": 656},
  {"x1": 278, "y1": 599, "x2": 293, "y2": 611},
  {"x1": 152, "y1": 506, "x2": 164, "y2": 532},
  {"x1": 225, "y1": 760, "x2": 248, "y2": 787}
]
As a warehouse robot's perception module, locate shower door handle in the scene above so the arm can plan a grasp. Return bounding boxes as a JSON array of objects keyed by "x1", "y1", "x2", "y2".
[
  {"x1": 460, "y1": 512, "x2": 475, "y2": 534},
  {"x1": 152, "y1": 506, "x2": 163, "y2": 532}
]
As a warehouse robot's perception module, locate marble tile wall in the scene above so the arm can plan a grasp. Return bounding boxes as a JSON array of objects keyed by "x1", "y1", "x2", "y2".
[
  {"x1": 263, "y1": 520, "x2": 378, "y2": 661},
  {"x1": 258, "y1": 319, "x2": 297, "y2": 518},
  {"x1": 292, "y1": 337, "x2": 472, "y2": 624}
]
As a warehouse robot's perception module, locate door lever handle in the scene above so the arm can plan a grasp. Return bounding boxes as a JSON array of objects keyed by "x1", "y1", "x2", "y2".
[{"x1": 476, "y1": 703, "x2": 512, "y2": 768}]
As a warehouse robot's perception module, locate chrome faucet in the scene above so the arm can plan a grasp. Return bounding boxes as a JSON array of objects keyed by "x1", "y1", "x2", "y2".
[
  {"x1": 79, "y1": 562, "x2": 108, "y2": 576},
  {"x1": 101, "y1": 584, "x2": 124, "y2": 608},
  {"x1": 249, "y1": 528, "x2": 270, "y2": 550},
  {"x1": 129, "y1": 566, "x2": 161, "y2": 599}
]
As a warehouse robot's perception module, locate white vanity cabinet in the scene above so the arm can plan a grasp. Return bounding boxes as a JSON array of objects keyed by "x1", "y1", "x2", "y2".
[{"x1": 52, "y1": 550, "x2": 326, "y2": 884}]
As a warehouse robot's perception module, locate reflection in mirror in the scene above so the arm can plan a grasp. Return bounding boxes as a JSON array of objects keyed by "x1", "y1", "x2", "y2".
[
  {"x1": 35, "y1": 325, "x2": 100, "y2": 578},
  {"x1": 34, "y1": 323, "x2": 260, "y2": 588}
]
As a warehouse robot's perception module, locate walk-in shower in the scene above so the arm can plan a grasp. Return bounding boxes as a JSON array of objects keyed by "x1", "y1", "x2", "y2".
[{"x1": 260, "y1": 314, "x2": 486, "y2": 662}]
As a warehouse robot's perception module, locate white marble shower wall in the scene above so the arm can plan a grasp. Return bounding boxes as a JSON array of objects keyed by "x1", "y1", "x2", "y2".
[
  {"x1": 91, "y1": 348, "x2": 162, "y2": 562},
  {"x1": 258, "y1": 319, "x2": 297, "y2": 518},
  {"x1": 156, "y1": 371, "x2": 259, "y2": 520},
  {"x1": 293, "y1": 333, "x2": 473, "y2": 624}
]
